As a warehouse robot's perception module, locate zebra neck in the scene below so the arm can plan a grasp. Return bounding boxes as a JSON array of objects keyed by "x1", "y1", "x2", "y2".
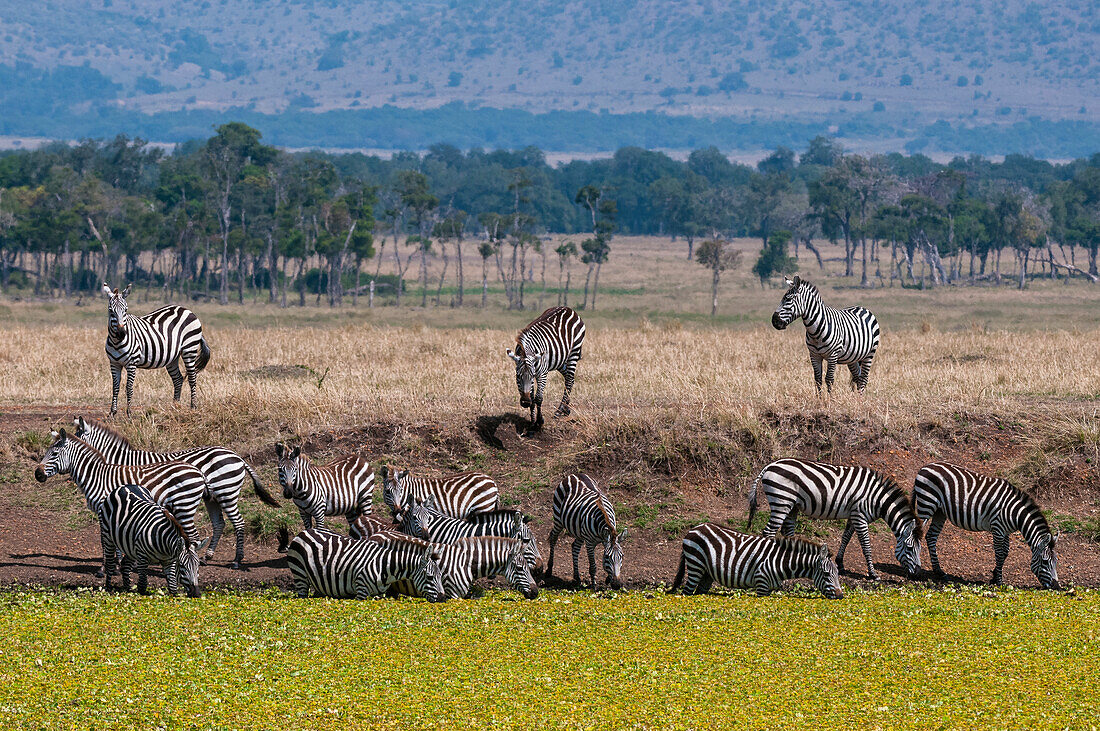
[
  {"x1": 876, "y1": 489, "x2": 913, "y2": 536},
  {"x1": 467, "y1": 542, "x2": 511, "y2": 578},
  {"x1": 800, "y1": 298, "x2": 829, "y2": 339},
  {"x1": 1017, "y1": 507, "x2": 1051, "y2": 547},
  {"x1": 70, "y1": 450, "x2": 111, "y2": 507}
]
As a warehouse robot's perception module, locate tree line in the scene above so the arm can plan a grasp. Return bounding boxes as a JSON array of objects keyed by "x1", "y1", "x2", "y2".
[{"x1": 1, "y1": 123, "x2": 1099, "y2": 313}]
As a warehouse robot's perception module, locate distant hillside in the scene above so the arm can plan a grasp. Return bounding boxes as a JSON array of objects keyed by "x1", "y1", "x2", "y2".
[{"x1": 1, "y1": 0, "x2": 1098, "y2": 155}]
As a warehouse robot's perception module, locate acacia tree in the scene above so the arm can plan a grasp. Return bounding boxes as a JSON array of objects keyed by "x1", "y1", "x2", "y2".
[
  {"x1": 695, "y1": 238, "x2": 743, "y2": 316},
  {"x1": 575, "y1": 184, "x2": 616, "y2": 310}
]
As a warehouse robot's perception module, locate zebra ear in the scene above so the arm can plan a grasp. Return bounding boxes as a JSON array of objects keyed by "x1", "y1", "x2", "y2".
[
  {"x1": 121, "y1": 284, "x2": 132, "y2": 298},
  {"x1": 379, "y1": 465, "x2": 388, "y2": 480},
  {"x1": 50, "y1": 429, "x2": 59, "y2": 440},
  {"x1": 783, "y1": 276, "x2": 794, "y2": 287},
  {"x1": 290, "y1": 446, "x2": 301, "y2": 459},
  {"x1": 792, "y1": 275, "x2": 801, "y2": 288},
  {"x1": 274, "y1": 442, "x2": 285, "y2": 459},
  {"x1": 58, "y1": 427, "x2": 67, "y2": 439},
  {"x1": 617, "y1": 527, "x2": 628, "y2": 541},
  {"x1": 101, "y1": 283, "x2": 113, "y2": 296},
  {"x1": 506, "y1": 348, "x2": 521, "y2": 364},
  {"x1": 423, "y1": 494, "x2": 438, "y2": 510}
]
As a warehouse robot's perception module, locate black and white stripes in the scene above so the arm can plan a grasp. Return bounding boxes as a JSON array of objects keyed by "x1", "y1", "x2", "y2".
[
  {"x1": 382, "y1": 466, "x2": 499, "y2": 520},
  {"x1": 98, "y1": 485, "x2": 207, "y2": 597},
  {"x1": 748, "y1": 458, "x2": 922, "y2": 579},
  {"x1": 506, "y1": 306, "x2": 586, "y2": 427},
  {"x1": 912, "y1": 462, "x2": 1060, "y2": 589},
  {"x1": 275, "y1": 444, "x2": 374, "y2": 532},
  {"x1": 102, "y1": 284, "x2": 211, "y2": 415},
  {"x1": 670, "y1": 523, "x2": 843, "y2": 598},
  {"x1": 771, "y1": 276, "x2": 880, "y2": 393},
  {"x1": 400, "y1": 496, "x2": 541, "y2": 571},
  {"x1": 545, "y1": 473, "x2": 627, "y2": 589}
]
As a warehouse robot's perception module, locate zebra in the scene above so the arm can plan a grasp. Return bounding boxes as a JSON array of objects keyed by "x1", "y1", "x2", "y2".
[
  {"x1": 98, "y1": 484, "x2": 208, "y2": 597},
  {"x1": 669, "y1": 523, "x2": 844, "y2": 598},
  {"x1": 102, "y1": 283, "x2": 212, "y2": 416},
  {"x1": 399, "y1": 495, "x2": 542, "y2": 571},
  {"x1": 505, "y1": 306, "x2": 585, "y2": 427},
  {"x1": 381, "y1": 465, "x2": 499, "y2": 520},
  {"x1": 382, "y1": 532, "x2": 539, "y2": 601},
  {"x1": 285, "y1": 528, "x2": 446, "y2": 601},
  {"x1": 35, "y1": 429, "x2": 208, "y2": 548},
  {"x1": 275, "y1": 443, "x2": 374, "y2": 532},
  {"x1": 912, "y1": 462, "x2": 1060, "y2": 589},
  {"x1": 545, "y1": 473, "x2": 628, "y2": 589},
  {"x1": 747, "y1": 458, "x2": 923, "y2": 579},
  {"x1": 74, "y1": 416, "x2": 279, "y2": 569},
  {"x1": 770, "y1": 276, "x2": 880, "y2": 393}
]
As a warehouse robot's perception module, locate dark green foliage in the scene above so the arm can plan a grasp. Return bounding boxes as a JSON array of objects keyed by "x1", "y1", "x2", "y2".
[{"x1": 753, "y1": 231, "x2": 797, "y2": 284}]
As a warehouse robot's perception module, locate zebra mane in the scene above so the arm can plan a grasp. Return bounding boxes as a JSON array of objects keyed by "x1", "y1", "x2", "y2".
[
  {"x1": 67, "y1": 432, "x2": 111, "y2": 463},
  {"x1": 163, "y1": 509, "x2": 189, "y2": 545},
  {"x1": 787, "y1": 277, "x2": 817, "y2": 297},
  {"x1": 577, "y1": 473, "x2": 617, "y2": 535},
  {"x1": 515, "y1": 307, "x2": 561, "y2": 343},
  {"x1": 876, "y1": 472, "x2": 925, "y2": 540},
  {"x1": 82, "y1": 417, "x2": 134, "y2": 449},
  {"x1": 775, "y1": 534, "x2": 829, "y2": 558}
]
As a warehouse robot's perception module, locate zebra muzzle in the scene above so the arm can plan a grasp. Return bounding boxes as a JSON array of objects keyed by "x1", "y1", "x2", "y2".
[
  {"x1": 771, "y1": 313, "x2": 788, "y2": 330},
  {"x1": 34, "y1": 467, "x2": 47, "y2": 483}
]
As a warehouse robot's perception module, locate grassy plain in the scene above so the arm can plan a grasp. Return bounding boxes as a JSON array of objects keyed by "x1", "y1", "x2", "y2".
[{"x1": 0, "y1": 588, "x2": 1096, "y2": 730}]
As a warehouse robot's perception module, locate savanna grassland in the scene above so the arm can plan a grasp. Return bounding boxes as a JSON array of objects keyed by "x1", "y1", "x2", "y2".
[{"x1": 2, "y1": 236, "x2": 1100, "y2": 729}]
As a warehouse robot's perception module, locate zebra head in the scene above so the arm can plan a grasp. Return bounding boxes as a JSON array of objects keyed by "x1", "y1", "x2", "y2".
[
  {"x1": 381, "y1": 466, "x2": 411, "y2": 518},
  {"x1": 1030, "y1": 532, "x2": 1060, "y2": 590},
  {"x1": 506, "y1": 344, "x2": 540, "y2": 409},
  {"x1": 505, "y1": 533, "x2": 539, "y2": 600},
  {"x1": 894, "y1": 519, "x2": 923, "y2": 577},
  {"x1": 176, "y1": 538, "x2": 208, "y2": 599},
  {"x1": 274, "y1": 443, "x2": 303, "y2": 499},
  {"x1": 35, "y1": 429, "x2": 74, "y2": 483},
  {"x1": 101, "y1": 283, "x2": 132, "y2": 336},
  {"x1": 412, "y1": 547, "x2": 448, "y2": 603},
  {"x1": 403, "y1": 495, "x2": 438, "y2": 539},
  {"x1": 603, "y1": 527, "x2": 628, "y2": 590},
  {"x1": 510, "y1": 511, "x2": 543, "y2": 572},
  {"x1": 771, "y1": 276, "x2": 808, "y2": 330},
  {"x1": 812, "y1": 543, "x2": 844, "y2": 600}
]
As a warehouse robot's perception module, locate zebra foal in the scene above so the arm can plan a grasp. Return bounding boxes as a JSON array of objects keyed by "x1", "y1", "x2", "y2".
[
  {"x1": 381, "y1": 466, "x2": 499, "y2": 520},
  {"x1": 102, "y1": 283, "x2": 211, "y2": 415},
  {"x1": 771, "y1": 276, "x2": 880, "y2": 393},
  {"x1": 747, "y1": 458, "x2": 922, "y2": 579},
  {"x1": 545, "y1": 473, "x2": 627, "y2": 589},
  {"x1": 99, "y1": 485, "x2": 207, "y2": 597},
  {"x1": 912, "y1": 462, "x2": 1060, "y2": 589},
  {"x1": 506, "y1": 306, "x2": 585, "y2": 427},
  {"x1": 669, "y1": 523, "x2": 843, "y2": 599},
  {"x1": 276, "y1": 443, "x2": 374, "y2": 532}
]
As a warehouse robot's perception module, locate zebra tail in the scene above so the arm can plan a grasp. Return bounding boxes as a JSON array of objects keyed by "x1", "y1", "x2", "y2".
[
  {"x1": 248, "y1": 464, "x2": 281, "y2": 507},
  {"x1": 746, "y1": 471, "x2": 762, "y2": 530},
  {"x1": 195, "y1": 337, "x2": 212, "y2": 373},
  {"x1": 667, "y1": 552, "x2": 686, "y2": 594},
  {"x1": 276, "y1": 526, "x2": 290, "y2": 553}
]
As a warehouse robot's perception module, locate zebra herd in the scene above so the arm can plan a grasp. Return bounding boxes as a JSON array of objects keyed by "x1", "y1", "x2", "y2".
[{"x1": 23, "y1": 280, "x2": 1071, "y2": 598}]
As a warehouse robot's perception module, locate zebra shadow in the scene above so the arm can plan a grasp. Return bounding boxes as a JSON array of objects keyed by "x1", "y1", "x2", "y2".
[
  {"x1": 1, "y1": 553, "x2": 101, "y2": 575},
  {"x1": 475, "y1": 413, "x2": 539, "y2": 447}
]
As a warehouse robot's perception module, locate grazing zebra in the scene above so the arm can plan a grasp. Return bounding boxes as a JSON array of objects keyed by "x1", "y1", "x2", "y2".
[
  {"x1": 381, "y1": 466, "x2": 499, "y2": 520},
  {"x1": 506, "y1": 306, "x2": 586, "y2": 427},
  {"x1": 99, "y1": 484, "x2": 208, "y2": 597},
  {"x1": 747, "y1": 458, "x2": 923, "y2": 579},
  {"x1": 770, "y1": 276, "x2": 880, "y2": 393},
  {"x1": 35, "y1": 429, "x2": 208, "y2": 545},
  {"x1": 74, "y1": 416, "x2": 279, "y2": 568},
  {"x1": 399, "y1": 495, "x2": 541, "y2": 571},
  {"x1": 102, "y1": 283, "x2": 211, "y2": 416},
  {"x1": 912, "y1": 463, "x2": 1060, "y2": 589},
  {"x1": 285, "y1": 528, "x2": 446, "y2": 601},
  {"x1": 669, "y1": 523, "x2": 844, "y2": 598},
  {"x1": 383, "y1": 532, "x2": 539, "y2": 600},
  {"x1": 275, "y1": 443, "x2": 374, "y2": 532},
  {"x1": 545, "y1": 473, "x2": 628, "y2": 589},
  {"x1": 349, "y1": 514, "x2": 400, "y2": 541}
]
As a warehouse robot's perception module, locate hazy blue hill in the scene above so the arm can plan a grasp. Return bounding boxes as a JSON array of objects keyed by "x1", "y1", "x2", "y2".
[{"x1": 1, "y1": 0, "x2": 1097, "y2": 154}]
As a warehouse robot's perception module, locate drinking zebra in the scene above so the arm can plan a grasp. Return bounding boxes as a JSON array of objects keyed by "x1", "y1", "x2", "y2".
[
  {"x1": 544, "y1": 473, "x2": 627, "y2": 589},
  {"x1": 275, "y1": 443, "x2": 374, "y2": 532},
  {"x1": 912, "y1": 462, "x2": 1060, "y2": 589},
  {"x1": 506, "y1": 306, "x2": 586, "y2": 427},
  {"x1": 399, "y1": 495, "x2": 541, "y2": 571},
  {"x1": 747, "y1": 458, "x2": 923, "y2": 579},
  {"x1": 277, "y1": 513, "x2": 398, "y2": 553},
  {"x1": 102, "y1": 283, "x2": 211, "y2": 415},
  {"x1": 770, "y1": 276, "x2": 880, "y2": 393},
  {"x1": 285, "y1": 528, "x2": 446, "y2": 601},
  {"x1": 669, "y1": 523, "x2": 843, "y2": 598},
  {"x1": 35, "y1": 429, "x2": 208, "y2": 546},
  {"x1": 381, "y1": 465, "x2": 499, "y2": 520},
  {"x1": 74, "y1": 416, "x2": 279, "y2": 568},
  {"x1": 99, "y1": 484, "x2": 208, "y2": 597}
]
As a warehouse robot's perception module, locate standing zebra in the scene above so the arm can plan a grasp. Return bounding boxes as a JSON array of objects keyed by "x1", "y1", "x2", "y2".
[
  {"x1": 747, "y1": 458, "x2": 923, "y2": 579},
  {"x1": 770, "y1": 276, "x2": 880, "y2": 393},
  {"x1": 383, "y1": 532, "x2": 539, "y2": 600},
  {"x1": 399, "y1": 495, "x2": 542, "y2": 571},
  {"x1": 545, "y1": 473, "x2": 627, "y2": 589},
  {"x1": 912, "y1": 463, "x2": 1060, "y2": 589},
  {"x1": 506, "y1": 306, "x2": 585, "y2": 427},
  {"x1": 669, "y1": 523, "x2": 843, "y2": 598},
  {"x1": 381, "y1": 466, "x2": 499, "y2": 520},
  {"x1": 99, "y1": 484, "x2": 208, "y2": 597},
  {"x1": 275, "y1": 443, "x2": 374, "y2": 532},
  {"x1": 35, "y1": 429, "x2": 208, "y2": 545},
  {"x1": 102, "y1": 283, "x2": 211, "y2": 416},
  {"x1": 74, "y1": 416, "x2": 279, "y2": 568},
  {"x1": 286, "y1": 528, "x2": 446, "y2": 601}
]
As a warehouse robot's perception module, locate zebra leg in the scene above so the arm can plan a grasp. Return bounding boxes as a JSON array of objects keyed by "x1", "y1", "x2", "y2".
[
  {"x1": 100, "y1": 526, "x2": 117, "y2": 589},
  {"x1": 166, "y1": 358, "x2": 184, "y2": 402},
  {"x1": 853, "y1": 516, "x2": 879, "y2": 580},
  {"x1": 571, "y1": 539, "x2": 583, "y2": 585},
  {"x1": 847, "y1": 362, "x2": 862, "y2": 392},
  {"x1": 219, "y1": 499, "x2": 246, "y2": 570},
  {"x1": 824, "y1": 354, "x2": 838, "y2": 394},
  {"x1": 836, "y1": 519, "x2": 856, "y2": 573},
  {"x1": 165, "y1": 559, "x2": 179, "y2": 595},
  {"x1": 810, "y1": 356, "x2": 824, "y2": 394},
  {"x1": 586, "y1": 541, "x2": 598, "y2": 587},
  {"x1": 204, "y1": 497, "x2": 225, "y2": 564},
  {"x1": 754, "y1": 574, "x2": 775, "y2": 597},
  {"x1": 109, "y1": 362, "x2": 123, "y2": 416},
  {"x1": 545, "y1": 525, "x2": 562, "y2": 579},
  {"x1": 125, "y1": 364, "x2": 137, "y2": 416},
  {"x1": 121, "y1": 554, "x2": 134, "y2": 591},
  {"x1": 298, "y1": 507, "x2": 313, "y2": 531},
  {"x1": 181, "y1": 351, "x2": 200, "y2": 408},
  {"x1": 555, "y1": 365, "x2": 575, "y2": 417},
  {"x1": 780, "y1": 508, "x2": 799, "y2": 537},
  {"x1": 135, "y1": 556, "x2": 150, "y2": 595},
  {"x1": 294, "y1": 578, "x2": 310, "y2": 598},
  {"x1": 991, "y1": 526, "x2": 1010, "y2": 585},
  {"x1": 313, "y1": 507, "x2": 327, "y2": 532},
  {"x1": 926, "y1": 512, "x2": 947, "y2": 578},
  {"x1": 762, "y1": 504, "x2": 791, "y2": 539},
  {"x1": 856, "y1": 356, "x2": 874, "y2": 392}
]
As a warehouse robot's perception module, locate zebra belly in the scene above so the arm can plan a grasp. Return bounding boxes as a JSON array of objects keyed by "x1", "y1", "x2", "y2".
[{"x1": 805, "y1": 336, "x2": 873, "y2": 364}]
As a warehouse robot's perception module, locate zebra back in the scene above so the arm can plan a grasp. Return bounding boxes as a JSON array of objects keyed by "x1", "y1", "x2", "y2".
[
  {"x1": 381, "y1": 466, "x2": 499, "y2": 519},
  {"x1": 276, "y1": 443, "x2": 373, "y2": 514},
  {"x1": 771, "y1": 277, "x2": 879, "y2": 360},
  {"x1": 514, "y1": 306, "x2": 585, "y2": 370}
]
